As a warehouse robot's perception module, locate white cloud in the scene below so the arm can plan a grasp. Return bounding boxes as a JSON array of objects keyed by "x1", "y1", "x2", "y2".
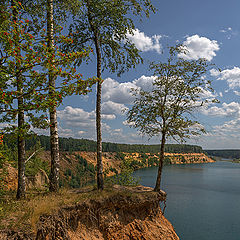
[
  {"x1": 58, "y1": 126, "x2": 74, "y2": 138},
  {"x1": 126, "y1": 29, "x2": 162, "y2": 53},
  {"x1": 234, "y1": 90, "x2": 240, "y2": 96},
  {"x1": 199, "y1": 87, "x2": 217, "y2": 99},
  {"x1": 211, "y1": 67, "x2": 240, "y2": 89},
  {"x1": 102, "y1": 75, "x2": 156, "y2": 105},
  {"x1": 57, "y1": 106, "x2": 114, "y2": 137},
  {"x1": 57, "y1": 106, "x2": 115, "y2": 123},
  {"x1": 77, "y1": 130, "x2": 86, "y2": 135},
  {"x1": 102, "y1": 78, "x2": 136, "y2": 104},
  {"x1": 202, "y1": 102, "x2": 240, "y2": 117},
  {"x1": 0, "y1": 123, "x2": 12, "y2": 130},
  {"x1": 102, "y1": 101, "x2": 127, "y2": 115},
  {"x1": 178, "y1": 35, "x2": 220, "y2": 61},
  {"x1": 101, "y1": 114, "x2": 116, "y2": 120},
  {"x1": 133, "y1": 75, "x2": 156, "y2": 91}
]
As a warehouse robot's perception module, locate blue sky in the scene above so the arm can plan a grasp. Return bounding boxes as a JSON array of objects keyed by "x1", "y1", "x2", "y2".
[{"x1": 39, "y1": 0, "x2": 240, "y2": 149}]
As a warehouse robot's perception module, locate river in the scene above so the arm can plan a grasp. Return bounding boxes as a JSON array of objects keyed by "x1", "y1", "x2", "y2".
[{"x1": 133, "y1": 161, "x2": 240, "y2": 240}]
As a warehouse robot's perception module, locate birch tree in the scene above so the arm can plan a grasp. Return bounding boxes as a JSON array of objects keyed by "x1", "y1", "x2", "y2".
[{"x1": 66, "y1": 0, "x2": 155, "y2": 190}]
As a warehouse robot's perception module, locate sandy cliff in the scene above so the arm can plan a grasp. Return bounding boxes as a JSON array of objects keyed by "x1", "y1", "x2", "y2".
[
  {"x1": 57, "y1": 151, "x2": 214, "y2": 176},
  {"x1": 0, "y1": 186, "x2": 179, "y2": 240}
]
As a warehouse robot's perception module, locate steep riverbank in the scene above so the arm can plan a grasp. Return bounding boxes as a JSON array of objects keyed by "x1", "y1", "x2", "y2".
[
  {"x1": 1, "y1": 151, "x2": 214, "y2": 191},
  {"x1": 0, "y1": 186, "x2": 179, "y2": 240}
]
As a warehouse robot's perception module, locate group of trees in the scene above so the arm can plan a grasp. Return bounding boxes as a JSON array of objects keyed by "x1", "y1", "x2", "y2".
[
  {"x1": 0, "y1": 0, "x2": 156, "y2": 198},
  {"x1": 1, "y1": 1, "x2": 215, "y2": 196},
  {"x1": 0, "y1": 0, "x2": 96, "y2": 198}
]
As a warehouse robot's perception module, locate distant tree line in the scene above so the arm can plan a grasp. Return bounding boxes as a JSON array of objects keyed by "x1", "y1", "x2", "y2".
[
  {"x1": 205, "y1": 150, "x2": 240, "y2": 159},
  {"x1": 3, "y1": 134, "x2": 203, "y2": 154}
]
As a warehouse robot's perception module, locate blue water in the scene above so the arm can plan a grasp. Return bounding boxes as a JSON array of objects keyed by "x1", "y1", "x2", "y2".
[{"x1": 133, "y1": 161, "x2": 240, "y2": 240}]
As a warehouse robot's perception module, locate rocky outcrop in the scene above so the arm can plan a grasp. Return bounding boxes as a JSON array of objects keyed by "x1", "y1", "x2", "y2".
[{"x1": 0, "y1": 186, "x2": 180, "y2": 240}]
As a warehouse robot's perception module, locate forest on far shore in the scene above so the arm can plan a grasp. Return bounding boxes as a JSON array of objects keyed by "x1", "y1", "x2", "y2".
[
  {"x1": 205, "y1": 150, "x2": 240, "y2": 159},
  {"x1": 4, "y1": 134, "x2": 204, "y2": 154}
]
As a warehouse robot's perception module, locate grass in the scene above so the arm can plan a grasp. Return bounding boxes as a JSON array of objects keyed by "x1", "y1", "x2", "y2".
[
  {"x1": 0, "y1": 185, "x2": 119, "y2": 234},
  {"x1": 0, "y1": 182, "x2": 158, "y2": 237}
]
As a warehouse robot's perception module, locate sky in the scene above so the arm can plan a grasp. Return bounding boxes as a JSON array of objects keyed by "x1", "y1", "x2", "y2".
[{"x1": 40, "y1": 0, "x2": 240, "y2": 149}]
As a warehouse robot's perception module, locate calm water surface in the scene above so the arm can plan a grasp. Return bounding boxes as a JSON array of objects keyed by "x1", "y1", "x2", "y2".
[{"x1": 133, "y1": 161, "x2": 240, "y2": 240}]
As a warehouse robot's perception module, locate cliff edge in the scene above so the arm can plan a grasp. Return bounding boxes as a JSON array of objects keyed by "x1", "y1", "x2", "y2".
[{"x1": 0, "y1": 186, "x2": 179, "y2": 240}]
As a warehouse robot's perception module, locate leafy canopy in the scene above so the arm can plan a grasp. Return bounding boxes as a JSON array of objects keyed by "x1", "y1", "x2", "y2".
[
  {"x1": 64, "y1": 0, "x2": 155, "y2": 75},
  {"x1": 0, "y1": 1, "x2": 95, "y2": 135},
  {"x1": 127, "y1": 46, "x2": 216, "y2": 142}
]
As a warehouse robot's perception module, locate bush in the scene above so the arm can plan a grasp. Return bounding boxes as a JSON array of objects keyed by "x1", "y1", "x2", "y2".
[{"x1": 110, "y1": 158, "x2": 140, "y2": 186}]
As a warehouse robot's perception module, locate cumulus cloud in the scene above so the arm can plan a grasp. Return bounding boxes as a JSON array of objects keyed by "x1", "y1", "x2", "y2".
[
  {"x1": 102, "y1": 101, "x2": 127, "y2": 115},
  {"x1": 202, "y1": 102, "x2": 240, "y2": 117},
  {"x1": 102, "y1": 75, "x2": 156, "y2": 105},
  {"x1": 126, "y1": 29, "x2": 162, "y2": 54},
  {"x1": 102, "y1": 78, "x2": 136, "y2": 104},
  {"x1": 210, "y1": 67, "x2": 240, "y2": 89},
  {"x1": 57, "y1": 106, "x2": 114, "y2": 131},
  {"x1": 234, "y1": 90, "x2": 240, "y2": 96},
  {"x1": 199, "y1": 87, "x2": 217, "y2": 99},
  {"x1": 133, "y1": 75, "x2": 157, "y2": 91},
  {"x1": 178, "y1": 35, "x2": 220, "y2": 61}
]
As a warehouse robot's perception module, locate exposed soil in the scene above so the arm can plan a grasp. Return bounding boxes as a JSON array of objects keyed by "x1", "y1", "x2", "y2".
[{"x1": 0, "y1": 186, "x2": 180, "y2": 240}]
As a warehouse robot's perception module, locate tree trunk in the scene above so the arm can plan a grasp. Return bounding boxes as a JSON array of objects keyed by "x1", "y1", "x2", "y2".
[
  {"x1": 154, "y1": 132, "x2": 166, "y2": 192},
  {"x1": 47, "y1": 0, "x2": 60, "y2": 192},
  {"x1": 95, "y1": 37, "x2": 104, "y2": 190},
  {"x1": 11, "y1": 0, "x2": 26, "y2": 200},
  {"x1": 16, "y1": 75, "x2": 26, "y2": 199},
  {"x1": 86, "y1": 0, "x2": 104, "y2": 190}
]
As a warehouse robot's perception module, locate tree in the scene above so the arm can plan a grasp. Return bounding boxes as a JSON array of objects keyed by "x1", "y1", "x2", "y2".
[
  {"x1": 46, "y1": 0, "x2": 60, "y2": 192},
  {"x1": 126, "y1": 46, "x2": 215, "y2": 192},
  {"x1": 67, "y1": 0, "x2": 155, "y2": 190}
]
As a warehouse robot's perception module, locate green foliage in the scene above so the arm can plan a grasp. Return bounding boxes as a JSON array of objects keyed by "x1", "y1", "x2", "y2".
[
  {"x1": 11, "y1": 134, "x2": 203, "y2": 153},
  {"x1": 25, "y1": 156, "x2": 49, "y2": 177},
  {"x1": 127, "y1": 46, "x2": 215, "y2": 142},
  {"x1": 148, "y1": 156, "x2": 159, "y2": 167},
  {"x1": 110, "y1": 158, "x2": 139, "y2": 186},
  {"x1": 64, "y1": 0, "x2": 155, "y2": 76},
  {"x1": 205, "y1": 150, "x2": 240, "y2": 159},
  {"x1": 0, "y1": 142, "x2": 10, "y2": 196},
  {"x1": 0, "y1": 1, "x2": 96, "y2": 137},
  {"x1": 115, "y1": 152, "x2": 125, "y2": 161},
  {"x1": 164, "y1": 156, "x2": 171, "y2": 165},
  {"x1": 109, "y1": 167, "x2": 118, "y2": 175},
  {"x1": 0, "y1": 143, "x2": 9, "y2": 169},
  {"x1": 61, "y1": 154, "x2": 96, "y2": 188}
]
